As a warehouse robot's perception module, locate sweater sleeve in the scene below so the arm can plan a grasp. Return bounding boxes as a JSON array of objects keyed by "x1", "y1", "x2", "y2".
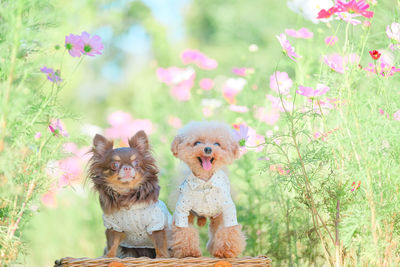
[
  {"x1": 174, "y1": 192, "x2": 191, "y2": 228},
  {"x1": 221, "y1": 198, "x2": 239, "y2": 227},
  {"x1": 103, "y1": 214, "x2": 123, "y2": 232},
  {"x1": 146, "y1": 205, "x2": 166, "y2": 234}
]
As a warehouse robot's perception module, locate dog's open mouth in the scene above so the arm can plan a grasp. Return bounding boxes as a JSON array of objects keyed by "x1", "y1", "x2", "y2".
[{"x1": 197, "y1": 157, "x2": 214, "y2": 171}]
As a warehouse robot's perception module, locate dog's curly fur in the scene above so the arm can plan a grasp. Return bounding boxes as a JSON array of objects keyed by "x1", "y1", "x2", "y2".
[{"x1": 170, "y1": 121, "x2": 246, "y2": 258}]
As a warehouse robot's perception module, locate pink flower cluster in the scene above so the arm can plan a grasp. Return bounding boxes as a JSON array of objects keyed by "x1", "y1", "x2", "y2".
[
  {"x1": 222, "y1": 78, "x2": 247, "y2": 104},
  {"x1": 285, "y1": 28, "x2": 314, "y2": 39},
  {"x1": 296, "y1": 84, "x2": 330, "y2": 98},
  {"x1": 317, "y1": 0, "x2": 374, "y2": 20},
  {"x1": 232, "y1": 123, "x2": 265, "y2": 154},
  {"x1": 157, "y1": 49, "x2": 218, "y2": 101},
  {"x1": 232, "y1": 67, "x2": 254, "y2": 76},
  {"x1": 364, "y1": 56, "x2": 400, "y2": 77},
  {"x1": 104, "y1": 111, "x2": 153, "y2": 146},
  {"x1": 270, "y1": 71, "x2": 293, "y2": 95},
  {"x1": 42, "y1": 143, "x2": 91, "y2": 207},
  {"x1": 65, "y1": 31, "x2": 104, "y2": 57},
  {"x1": 323, "y1": 53, "x2": 359, "y2": 73},
  {"x1": 157, "y1": 67, "x2": 196, "y2": 101},
  {"x1": 181, "y1": 49, "x2": 218, "y2": 70}
]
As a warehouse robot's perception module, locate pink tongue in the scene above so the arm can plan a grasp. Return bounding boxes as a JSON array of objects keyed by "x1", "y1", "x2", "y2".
[{"x1": 201, "y1": 157, "x2": 212, "y2": 171}]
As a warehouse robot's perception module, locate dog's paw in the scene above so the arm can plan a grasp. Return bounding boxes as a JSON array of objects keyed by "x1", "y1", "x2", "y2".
[
  {"x1": 172, "y1": 246, "x2": 202, "y2": 258},
  {"x1": 171, "y1": 225, "x2": 202, "y2": 258},
  {"x1": 209, "y1": 225, "x2": 246, "y2": 258}
]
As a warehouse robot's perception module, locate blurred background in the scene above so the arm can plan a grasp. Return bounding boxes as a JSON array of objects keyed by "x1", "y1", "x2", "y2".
[{"x1": 3, "y1": 0, "x2": 397, "y2": 266}]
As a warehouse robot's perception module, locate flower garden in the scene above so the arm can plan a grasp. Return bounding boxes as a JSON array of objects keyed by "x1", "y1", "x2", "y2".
[{"x1": 1, "y1": 0, "x2": 400, "y2": 266}]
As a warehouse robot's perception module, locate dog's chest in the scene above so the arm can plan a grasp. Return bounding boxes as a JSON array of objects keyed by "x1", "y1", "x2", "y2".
[
  {"x1": 103, "y1": 200, "x2": 171, "y2": 248},
  {"x1": 182, "y1": 171, "x2": 231, "y2": 217}
]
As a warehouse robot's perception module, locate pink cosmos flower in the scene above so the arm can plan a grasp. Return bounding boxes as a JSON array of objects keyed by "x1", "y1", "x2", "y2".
[
  {"x1": 105, "y1": 111, "x2": 153, "y2": 144},
  {"x1": 323, "y1": 53, "x2": 359, "y2": 73},
  {"x1": 276, "y1": 33, "x2": 301, "y2": 62},
  {"x1": 156, "y1": 67, "x2": 196, "y2": 101},
  {"x1": 386, "y1": 22, "x2": 400, "y2": 43},
  {"x1": 267, "y1": 94, "x2": 294, "y2": 112},
  {"x1": 48, "y1": 119, "x2": 69, "y2": 137},
  {"x1": 317, "y1": 7, "x2": 338, "y2": 19},
  {"x1": 41, "y1": 182, "x2": 59, "y2": 208},
  {"x1": 201, "y1": 99, "x2": 222, "y2": 117},
  {"x1": 199, "y1": 78, "x2": 214, "y2": 90},
  {"x1": 336, "y1": 0, "x2": 374, "y2": 19},
  {"x1": 269, "y1": 71, "x2": 293, "y2": 95},
  {"x1": 363, "y1": 20, "x2": 371, "y2": 27},
  {"x1": 325, "y1": 36, "x2": 338, "y2": 46},
  {"x1": 181, "y1": 49, "x2": 218, "y2": 70},
  {"x1": 58, "y1": 157, "x2": 83, "y2": 187},
  {"x1": 393, "y1": 110, "x2": 400, "y2": 121},
  {"x1": 46, "y1": 143, "x2": 91, "y2": 189},
  {"x1": 222, "y1": 78, "x2": 247, "y2": 104},
  {"x1": 336, "y1": 12, "x2": 362, "y2": 25},
  {"x1": 34, "y1": 132, "x2": 41, "y2": 140},
  {"x1": 65, "y1": 33, "x2": 84, "y2": 57},
  {"x1": 229, "y1": 105, "x2": 249, "y2": 113},
  {"x1": 296, "y1": 84, "x2": 330, "y2": 98},
  {"x1": 167, "y1": 116, "x2": 182, "y2": 129},
  {"x1": 255, "y1": 107, "x2": 280, "y2": 125},
  {"x1": 285, "y1": 28, "x2": 314, "y2": 39},
  {"x1": 170, "y1": 75, "x2": 195, "y2": 101},
  {"x1": 80, "y1": 31, "x2": 104, "y2": 56},
  {"x1": 232, "y1": 124, "x2": 249, "y2": 147},
  {"x1": 232, "y1": 67, "x2": 254, "y2": 76},
  {"x1": 40, "y1": 66, "x2": 62, "y2": 83},
  {"x1": 246, "y1": 126, "x2": 265, "y2": 152}
]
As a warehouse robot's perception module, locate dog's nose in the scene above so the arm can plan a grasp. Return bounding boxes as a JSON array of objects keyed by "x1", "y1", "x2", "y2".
[
  {"x1": 204, "y1": 147, "x2": 212, "y2": 154},
  {"x1": 124, "y1": 166, "x2": 131, "y2": 171}
]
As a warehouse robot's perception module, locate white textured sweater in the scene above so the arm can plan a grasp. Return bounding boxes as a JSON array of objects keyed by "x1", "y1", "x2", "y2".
[
  {"x1": 174, "y1": 170, "x2": 238, "y2": 228},
  {"x1": 103, "y1": 200, "x2": 172, "y2": 248}
]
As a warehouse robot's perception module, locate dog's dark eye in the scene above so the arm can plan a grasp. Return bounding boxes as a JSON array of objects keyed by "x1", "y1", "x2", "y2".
[
  {"x1": 194, "y1": 141, "x2": 202, "y2": 146},
  {"x1": 111, "y1": 162, "x2": 120, "y2": 171},
  {"x1": 132, "y1": 161, "x2": 138, "y2": 167},
  {"x1": 214, "y1": 142, "x2": 220, "y2": 146}
]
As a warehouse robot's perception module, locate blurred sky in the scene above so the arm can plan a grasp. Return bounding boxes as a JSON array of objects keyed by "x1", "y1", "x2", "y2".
[{"x1": 91, "y1": 0, "x2": 191, "y2": 84}]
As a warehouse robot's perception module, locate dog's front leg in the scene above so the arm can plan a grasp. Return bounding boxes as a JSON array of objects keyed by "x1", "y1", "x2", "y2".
[
  {"x1": 171, "y1": 223, "x2": 202, "y2": 258},
  {"x1": 105, "y1": 229, "x2": 126, "y2": 257},
  {"x1": 150, "y1": 229, "x2": 169, "y2": 258}
]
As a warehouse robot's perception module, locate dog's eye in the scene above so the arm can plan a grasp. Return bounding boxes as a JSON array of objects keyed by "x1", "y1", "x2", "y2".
[
  {"x1": 214, "y1": 142, "x2": 220, "y2": 146},
  {"x1": 132, "y1": 161, "x2": 138, "y2": 167},
  {"x1": 111, "y1": 162, "x2": 120, "y2": 171},
  {"x1": 194, "y1": 141, "x2": 202, "y2": 146}
]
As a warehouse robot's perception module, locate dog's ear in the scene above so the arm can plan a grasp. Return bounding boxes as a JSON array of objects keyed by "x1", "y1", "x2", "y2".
[
  {"x1": 171, "y1": 135, "x2": 183, "y2": 158},
  {"x1": 129, "y1": 130, "x2": 149, "y2": 153},
  {"x1": 93, "y1": 134, "x2": 113, "y2": 157},
  {"x1": 231, "y1": 139, "x2": 240, "y2": 160}
]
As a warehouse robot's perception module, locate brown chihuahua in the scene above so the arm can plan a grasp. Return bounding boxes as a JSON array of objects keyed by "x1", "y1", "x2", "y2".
[{"x1": 89, "y1": 131, "x2": 171, "y2": 258}]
